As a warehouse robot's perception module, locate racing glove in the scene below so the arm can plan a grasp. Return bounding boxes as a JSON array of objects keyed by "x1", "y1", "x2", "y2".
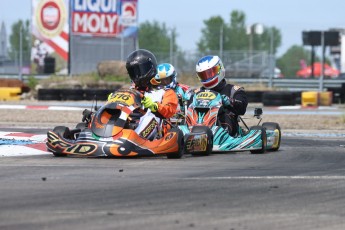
[
  {"x1": 221, "y1": 95, "x2": 233, "y2": 108},
  {"x1": 141, "y1": 96, "x2": 158, "y2": 112}
]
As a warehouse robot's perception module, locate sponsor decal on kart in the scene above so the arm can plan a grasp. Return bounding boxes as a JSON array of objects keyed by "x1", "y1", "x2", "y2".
[
  {"x1": 140, "y1": 119, "x2": 158, "y2": 139},
  {"x1": 48, "y1": 132, "x2": 97, "y2": 154},
  {"x1": 185, "y1": 134, "x2": 208, "y2": 152},
  {"x1": 165, "y1": 132, "x2": 174, "y2": 141}
]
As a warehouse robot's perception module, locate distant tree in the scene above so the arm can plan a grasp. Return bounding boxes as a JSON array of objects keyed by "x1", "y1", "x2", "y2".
[
  {"x1": 197, "y1": 10, "x2": 282, "y2": 54},
  {"x1": 138, "y1": 20, "x2": 189, "y2": 71},
  {"x1": 226, "y1": 10, "x2": 248, "y2": 50},
  {"x1": 276, "y1": 45, "x2": 313, "y2": 77},
  {"x1": 138, "y1": 20, "x2": 178, "y2": 56},
  {"x1": 9, "y1": 20, "x2": 31, "y2": 61},
  {"x1": 254, "y1": 26, "x2": 281, "y2": 54},
  {"x1": 197, "y1": 16, "x2": 224, "y2": 52}
]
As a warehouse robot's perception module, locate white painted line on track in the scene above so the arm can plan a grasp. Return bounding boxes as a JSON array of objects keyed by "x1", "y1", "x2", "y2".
[{"x1": 184, "y1": 176, "x2": 345, "y2": 180}]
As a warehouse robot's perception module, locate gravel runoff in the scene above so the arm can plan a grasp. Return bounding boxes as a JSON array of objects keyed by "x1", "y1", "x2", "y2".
[{"x1": 0, "y1": 100, "x2": 344, "y2": 135}]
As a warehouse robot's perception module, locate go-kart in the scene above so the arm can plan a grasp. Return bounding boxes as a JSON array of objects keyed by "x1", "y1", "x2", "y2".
[
  {"x1": 178, "y1": 89, "x2": 281, "y2": 155},
  {"x1": 46, "y1": 89, "x2": 184, "y2": 158}
]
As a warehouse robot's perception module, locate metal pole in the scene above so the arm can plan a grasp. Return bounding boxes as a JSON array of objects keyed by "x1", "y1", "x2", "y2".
[
  {"x1": 319, "y1": 31, "x2": 325, "y2": 91},
  {"x1": 119, "y1": 16, "x2": 124, "y2": 61},
  {"x1": 19, "y1": 24, "x2": 23, "y2": 81},
  {"x1": 269, "y1": 28, "x2": 274, "y2": 88},
  {"x1": 219, "y1": 25, "x2": 223, "y2": 59},
  {"x1": 121, "y1": 34, "x2": 124, "y2": 61},
  {"x1": 249, "y1": 25, "x2": 253, "y2": 77},
  {"x1": 169, "y1": 29, "x2": 173, "y2": 64}
]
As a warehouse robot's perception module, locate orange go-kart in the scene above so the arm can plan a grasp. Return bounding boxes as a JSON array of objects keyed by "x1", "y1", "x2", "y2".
[{"x1": 46, "y1": 89, "x2": 184, "y2": 158}]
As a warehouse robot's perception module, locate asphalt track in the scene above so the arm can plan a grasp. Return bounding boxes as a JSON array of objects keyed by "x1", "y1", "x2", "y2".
[{"x1": 0, "y1": 126, "x2": 345, "y2": 230}]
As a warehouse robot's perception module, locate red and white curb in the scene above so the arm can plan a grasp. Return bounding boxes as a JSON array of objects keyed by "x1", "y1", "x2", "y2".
[
  {"x1": 0, "y1": 105, "x2": 83, "y2": 111},
  {"x1": 0, "y1": 131, "x2": 49, "y2": 157}
]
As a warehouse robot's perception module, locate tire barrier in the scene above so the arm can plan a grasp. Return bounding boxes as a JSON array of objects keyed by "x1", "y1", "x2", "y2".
[
  {"x1": 262, "y1": 91, "x2": 296, "y2": 106},
  {"x1": 246, "y1": 91, "x2": 264, "y2": 103},
  {"x1": 0, "y1": 87, "x2": 22, "y2": 101},
  {"x1": 84, "y1": 88, "x2": 114, "y2": 101},
  {"x1": 327, "y1": 87, "x2": 342, "y2": 104},
  {"x1": 37, "y1": 88, "x2": 117, "y2": 101},
  {"x1": 37, "y1": 89, "x2": 62, "y2": 101}
]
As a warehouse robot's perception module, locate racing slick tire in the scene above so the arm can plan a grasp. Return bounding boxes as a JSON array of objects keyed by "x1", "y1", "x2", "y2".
[
  {"x1": 166, "y1": 128, "x2": 184, "y2": 159},
  {"x1": 249, "y1": 126, "x2": 267, "y2": 154},
  {"x1": 262, "y1": 122, "x2": 281, "y2": 151},
  {"x1": 190, "y1": 126, "x2": 213, "y2": 156},
  {"x1": 51, "y1": 126, "x2": 72, "y2": 157}
]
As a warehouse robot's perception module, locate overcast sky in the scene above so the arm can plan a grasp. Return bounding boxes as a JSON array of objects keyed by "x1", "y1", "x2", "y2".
[{"x1": 1, "y1": 0, "x2": 344, "y2": 56}]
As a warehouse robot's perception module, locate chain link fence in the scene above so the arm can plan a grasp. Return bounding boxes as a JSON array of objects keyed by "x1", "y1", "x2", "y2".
[
  {"x1": 155, "y1": 50, "x2": 275, "y2": 78},
  {"x1": 0, "y1": 47, "x2": 275, "y2": 79}
]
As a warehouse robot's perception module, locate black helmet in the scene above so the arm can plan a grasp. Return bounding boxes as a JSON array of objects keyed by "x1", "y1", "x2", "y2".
[{"x1": 125, "y1": 49, "x2": 157, "y2": 88}]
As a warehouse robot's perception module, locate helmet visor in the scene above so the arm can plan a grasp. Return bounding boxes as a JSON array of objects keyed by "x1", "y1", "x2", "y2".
[
  {"x1": 159, "y1": 76, "x2": 173, "y2": 86},
  {"x1": 196, "y1": 64, "x2": 221, "y2": 81},
  {"x1": 128, "y1": 63, "x2": 154, "y2": 81}
]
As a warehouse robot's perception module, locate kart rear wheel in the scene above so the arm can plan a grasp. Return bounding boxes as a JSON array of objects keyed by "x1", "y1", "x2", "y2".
[
  {"x1": 249, "y1": 126, "x2": 267, "y2": 154},
  {"x1": 51, "y1": 126, "x2": 71, "y2": 157},
  {"x1": 262, "y1": 122, "x2": 281, "y2": 151},
  {"x1": 190, "y1": 126, "x2": 213, "y2": 156},
  {"x1": 166, "y1": 128, "x2": 184, "y2": 159}
]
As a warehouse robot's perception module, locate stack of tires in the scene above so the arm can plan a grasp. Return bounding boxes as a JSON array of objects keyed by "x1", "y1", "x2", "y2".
[
  {"x1": 262, "y1": 91, "x2": 296, "y2": 106},
  {"x1": 37, "y1": 88, "x2": 117, "y2": 101}
]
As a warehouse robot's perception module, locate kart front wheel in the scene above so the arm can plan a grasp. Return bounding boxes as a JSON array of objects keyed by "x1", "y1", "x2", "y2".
[
  {"x1": 262, "y1": 122, "x2": 281, "y2": 151},
  {"x1": 249, "y1": 126, "x2": 267, "y2": 154},
  {"x1": 190, "y1": 126, "x2": 213, "y2": 156},
  {"x1": 166, "y1": 128, "x2": 184, "y2": 159}
]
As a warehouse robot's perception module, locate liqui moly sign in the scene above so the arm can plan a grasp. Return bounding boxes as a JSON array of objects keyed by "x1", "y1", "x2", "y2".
[{"x1": 72, "y1": 0, "x2": 137, "y2": 37}]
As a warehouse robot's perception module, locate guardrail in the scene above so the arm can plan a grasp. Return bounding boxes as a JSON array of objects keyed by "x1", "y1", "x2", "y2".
[{"x1": 230, "y1": 78, "x2": 345, "y2": 91}]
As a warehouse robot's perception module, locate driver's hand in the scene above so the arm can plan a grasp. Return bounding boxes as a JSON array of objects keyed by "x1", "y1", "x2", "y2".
[
  {"x1": 221, "y1": 95, "x2": 233, "y2": 108},
  {"x1": 141, "y1": 97, "x2": 158, "y2": 112}
]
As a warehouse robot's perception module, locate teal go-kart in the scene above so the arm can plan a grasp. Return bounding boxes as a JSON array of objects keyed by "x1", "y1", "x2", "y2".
[{"x1": 178, "y1": 89, "x2": 281, "y2": 155}]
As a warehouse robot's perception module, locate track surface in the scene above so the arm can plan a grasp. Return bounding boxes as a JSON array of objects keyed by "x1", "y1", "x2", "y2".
[{"x1": 0, "y1": 128, "x2": 345, "y2": 230}]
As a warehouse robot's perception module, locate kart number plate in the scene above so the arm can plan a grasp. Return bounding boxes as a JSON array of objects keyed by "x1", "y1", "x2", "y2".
[
  {"x1": 108, "y1": 92, "x2": 135, "y2": 106},
  {"x1": 196, "y1": 92, "x2": 216, "y2": 100}
]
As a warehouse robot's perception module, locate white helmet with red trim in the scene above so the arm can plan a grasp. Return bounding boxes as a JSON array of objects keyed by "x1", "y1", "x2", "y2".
[{"x1": 196, "y1": 55, "x2": 225, "y2": 89}]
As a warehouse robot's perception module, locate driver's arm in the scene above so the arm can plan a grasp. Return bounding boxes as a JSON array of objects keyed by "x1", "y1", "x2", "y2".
[{"x1": 157, "y1": 89, "x2": 178, "y2": 118}]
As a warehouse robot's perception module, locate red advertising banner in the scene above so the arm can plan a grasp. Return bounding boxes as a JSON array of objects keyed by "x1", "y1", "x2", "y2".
[{"x1": 72, "y1": 0, "x2": 138, "y2": 37}]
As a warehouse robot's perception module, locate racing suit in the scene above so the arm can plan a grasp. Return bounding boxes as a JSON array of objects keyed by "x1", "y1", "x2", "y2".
[
  {"x1": 134, "y1": 87, "x2": 178, "y2": 139},
  {"x1": 202, "y1": 79, "x2": 248, "y2": 136}
]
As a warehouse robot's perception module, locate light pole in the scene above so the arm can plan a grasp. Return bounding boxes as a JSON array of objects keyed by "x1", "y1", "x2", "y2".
[
  {"x1": 319, "y1": 31, "x2": 325, "y2": 92},
  {"x1": 169, "y1": 28, "x2": 174, "y2": 65},
  {"x1": 219, "y1": 25, "x2": 223, "y2": 59},
  {"x1": 269, "y1": 28, "x2": 275, "y2": 88},
  {"x1": 19, "y1": 23, "x2": 23, "y2": 81},
  {"x1": 247, "y1": 23, "x2": 263, "y2": 77}
]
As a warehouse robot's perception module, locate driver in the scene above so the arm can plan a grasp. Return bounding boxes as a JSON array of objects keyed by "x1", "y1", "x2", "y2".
[
  {"x1": 121, "y1": 49, "x2": 178, "y2": 139},
  {"x1": 152, "y1": 63, "x2": 193, "y2": 113},
  {"x1": 195, "y1": 55, "x2": 248, "y2": 136}
]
